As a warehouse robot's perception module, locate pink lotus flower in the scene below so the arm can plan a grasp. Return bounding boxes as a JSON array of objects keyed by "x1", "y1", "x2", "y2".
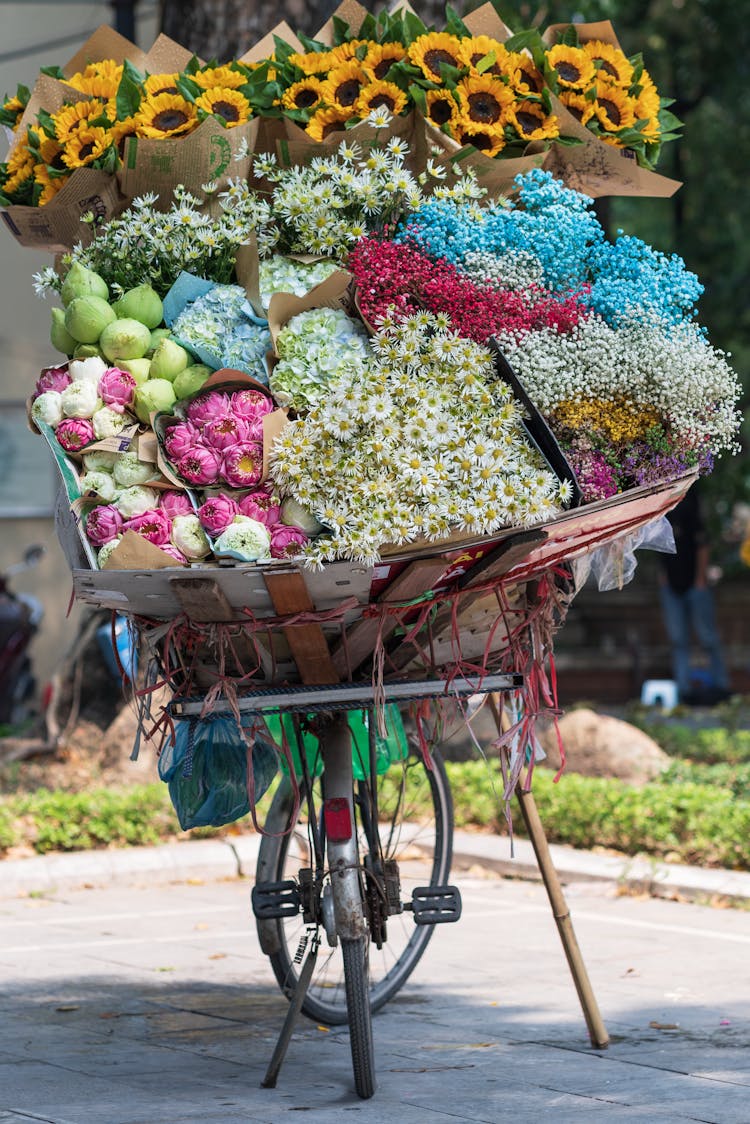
[
  {"x1": 99, "y1": 367, "x2": 136, "y2": 413},
  {"x1": 197, "y1": 494, "x2": 240, "y2": 536},
  {"x1": 35, "y1": 365, "x2": 71, "y2": 398},
  {"x1": 176, "y1": 445, "x2": 222, "y2": 486},
  {"x1": 231, "y1": 388, "x2": 273, "y2": 421},
  {"x1": 123, "y1": 508, "x2": 172, "y2": 546},
  {"x1": 202, "y1": 414, "x2": 251, "y2": 452},
  {"x1": 222, "y1": 441, "x2": 263, "y2": 489},
  {"x1": 56, "y1": 417, "x2": 95, "y2": 452},
  {"x1": 186, "y1": 390, "x2": 232, "y2": 430},
  {"x1": 163, "y1": 421, "x2": 200, "y2": 462},
  {"x1": 270, "y1": 523, "x2": 309, "y2": 559},
  {"x1": 238, "y1": 489, "x2": 281, "y2": 526},
  {"x1": 160, "y1": 490, "x2": 193, "y2": 517},
  {"x1": 157, "y1": 544, "x2": 188, "y2": 564},
  {"x1": 86, "y1": 503, "x2": 123, "y2": 546}
]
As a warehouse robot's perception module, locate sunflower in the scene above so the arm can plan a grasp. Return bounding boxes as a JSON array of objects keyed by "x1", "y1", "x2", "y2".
[
  {"x1": 305, "y1": 105, "x2": 350, "y2": 141},
  {"x1": 61, "y1": 125, "x2": 112, "y2": 168},
  {"x1": 320, "y1": 61, "x2": 367, "y2": 110},
  {"x1": 408, "y1": 32, "x2": 463, "y2": 82},
  {"x1": 634, "y1": 69, "x2": 661, "y2": 139},
  {"x1": 281, "y1": 77, "x2": 325, "y2": 112},
  {"x1": 455, "y1": 75, "x2": 513, "y2": 128},
  {"x1": 507, "y1": 100, "x2": 559, "y2": 142},
  {"x1": 144, "y1": 73, "x2": 181, "y2": 98},
  {"x1": 133, "y1": 92, "x2": 198, "y2": 138},
  {"x1": 355, "y1": 80, "x2": 407, "y2": 117},
  {"x1": 195, "y1": 87, "x2": 252, "y2": 127},
  {"x1": 558, "y1": 89, "x2": 596, "y2": 126},
  {"x1": 110, "y1": 116, "x2": 138, "y2": 146},
  {"x1": 34, "y1": 162, "x2": 67, "y2": 205},
  {"x1": 593, "y1": 78, "x2": 636, "y2": 131},
  {"x1": 32, "y1": 127, "x2": 66, "y2": 171},
  {"x1": 66, "y1": 72, "x2": 122, "y2": 101},
  {"x1": 192, "y1": 64, "x2": 248, "y2": 90},
  {"x1": 51, "y1": 98, "x2": 108, "y2": 142},
  {"x1": 2, "y1": 93, "x2": 27, "y2": 129},
  {"x1": 288, "y1": 50, "x2": 338, "y2": 76},
  {"x1": 457, "y1": 35, "x2": 514, "y2": 79},
  {"x1": 424, "y1": 88, "x2": 460, "y2": 131},
  {"x1": 456, "y1": 121, "x2": 505, "y2": 157},
  {"x1": 546, "y1": 44, "x2": 596, "y2": 90},
  {"x1": 330, "y1": 39, "x2": 368, "y2": 65},
  {"x1": 362, "y1": 41, "x2": 407, "y2": 81},
  {"x1": 509, "y1": 55, "x2": 545, "y2": 96},
  {"x1": 582, "y1": 40, "x2": 634, "y2": 88},
  {"x1": 2, "y1": 142, "x2": 35, "y2": 195}
]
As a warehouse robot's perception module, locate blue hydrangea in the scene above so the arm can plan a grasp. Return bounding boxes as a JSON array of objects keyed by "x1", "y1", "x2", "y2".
[{"x1": 586, "y1": 234, "x2": 704, "y2": 327}]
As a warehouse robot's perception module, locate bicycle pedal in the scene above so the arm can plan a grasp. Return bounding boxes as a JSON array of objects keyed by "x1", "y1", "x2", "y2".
[
  {"x1": 251, "y1": 880, "x2": 301, "y2": 920},
  {"x1": 408, "y1": 885, "x2": 462, "y2": 925}
]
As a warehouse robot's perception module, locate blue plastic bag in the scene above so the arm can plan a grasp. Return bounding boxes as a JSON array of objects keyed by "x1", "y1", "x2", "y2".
[{"x1": 159, "y1": 713, "x2": 278, "y2": 830}]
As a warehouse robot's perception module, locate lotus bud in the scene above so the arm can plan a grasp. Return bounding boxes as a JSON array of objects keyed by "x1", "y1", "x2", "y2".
[
  {"x1": 147, "y1": 328, "x2": 171, "y2": 355},
  {"x1": 79, "y1": 470, "x2": 118, "y2": 502},
  {"x1": 112, "y1": 283, "x2": 163, "y2": 329},
  {"x1": 92, "y1": 406, "x2": 128, "y2": 440},
  {"x1": 31, "y1": 390, "x2": 63, "y2": 427},
  {"x1": 213, "y1": 515, "x2": 271, "y2": 562},
  {"x1": 60, "y1": 262, "x2": 109, "y2": 307},
  {"x1": 99, "y1": 317, "x2": 152, "y2": 362},
  {"x1": 271, "y1": 524, "x2": 309, "y2": 559},
  {"x1": 73, "y1": 344, "x2": 103, "y2": 360},
  {"x1": 82, "y1": 450, "x2": 117, "y2": 472},
  {"x1": 61, "y1": 379, "x2": 101, "y2": 419},
  {"x1": 149, "y1": 338, "x2": 190, "y2": 382},
  {"x1": 280, "y1": 497, "x2": 324, "y2": 536},
  {"x1": 68, "y1": 356, "x2": 108, "y2": 385},
  {"x1": 115, "y1": 485, "x2": 159, "y2": 518},
  {"x1": 116, "y1": 357, "x2": 151, "y2": 385},
  {"x1": 171, "y1": 513, "x2": 211, "y2": 561},
  {"x1": 113, "y1": 451, "x2": 154, "y2": 488},
  {"x1": 64, "y1": 295, "x2": 117, "y2": 344},
  {"x1": 97, "y1": 537, "x2": 123, "y2": 567},
  {"x1": 35, "y1": 366, "x2": 71, "y2": 396},
  {"x1": 87, "y1": 504, "x2": 122, "y2": 546},
  {"x1": 173, "y1": 364, "x2": 213, "y2": 401},
  {"x1": 55, "y1": 417, "x2": 95, "y2": 452},
  {"x1": 134, "y1": 378, "x2": 177, "y2": 425},
  {"x1": 50, "y1": 307, "x2": 77, "y2": 356}
]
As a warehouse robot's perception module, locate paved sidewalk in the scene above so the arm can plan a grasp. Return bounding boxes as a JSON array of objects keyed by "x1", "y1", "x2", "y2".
[
  {"x1": 2, "y1": 830, "x2": 750, "y2": 906},
  {"x1": 2, "y1": 870, "x2": 750, "y2": 1122}
]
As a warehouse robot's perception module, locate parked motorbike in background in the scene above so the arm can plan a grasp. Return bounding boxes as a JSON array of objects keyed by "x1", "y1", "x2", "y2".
[{"x1": 0, "y1": 545, "x2": 44, "y2": 725}]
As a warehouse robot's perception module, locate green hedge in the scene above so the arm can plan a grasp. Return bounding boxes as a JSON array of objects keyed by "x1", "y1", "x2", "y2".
[{"x1": 2, "y1": 761, "x2": 750, "y2": 870}]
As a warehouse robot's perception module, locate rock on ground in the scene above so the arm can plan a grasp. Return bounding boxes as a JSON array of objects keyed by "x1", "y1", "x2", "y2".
[{"x1": 537, "y1": 707, "x2": 669, "y2": 785}]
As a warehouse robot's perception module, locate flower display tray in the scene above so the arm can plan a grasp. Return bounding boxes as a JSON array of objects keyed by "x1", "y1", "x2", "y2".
[{"x1": 61, "y1": 471, "x2": 696, "y2": 688}]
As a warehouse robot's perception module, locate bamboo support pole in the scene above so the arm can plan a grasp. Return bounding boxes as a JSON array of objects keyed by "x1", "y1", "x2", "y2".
[{"x1": 489, "y1": 693, "x2": 609, "y2": 1049}]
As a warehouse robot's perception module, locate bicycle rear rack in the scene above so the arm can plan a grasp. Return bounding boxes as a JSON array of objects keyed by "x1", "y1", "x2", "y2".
[{"x1": 170, "y1": 672, "x2": 523, "y2": 718}]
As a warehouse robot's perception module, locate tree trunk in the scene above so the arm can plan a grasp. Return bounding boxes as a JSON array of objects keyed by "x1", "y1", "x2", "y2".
[{"x1": 159, "y1": 0, "x2": 337, "y2": 60}]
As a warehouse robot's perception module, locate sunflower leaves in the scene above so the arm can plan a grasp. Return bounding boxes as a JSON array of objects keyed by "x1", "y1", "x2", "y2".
[{"x1": 116, "y1": 60, "x2": 144, "y2": 120}]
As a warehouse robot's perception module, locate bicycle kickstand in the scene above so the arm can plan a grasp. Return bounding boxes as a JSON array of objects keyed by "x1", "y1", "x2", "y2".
[{"x1": 261, "y1": 928, "x2": 321, "y2": 1089}]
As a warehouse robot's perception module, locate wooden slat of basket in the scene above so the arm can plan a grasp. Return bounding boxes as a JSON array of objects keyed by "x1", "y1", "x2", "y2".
[
  {"x1": 263, "y1": 569, "x2": 340, "y2": 685},
  {"x1": 331, "y1": 557, "x2": 448, "y2": 679},
  {"x1": 169, "y1": 576, "x2": 235, "y2": 622}
]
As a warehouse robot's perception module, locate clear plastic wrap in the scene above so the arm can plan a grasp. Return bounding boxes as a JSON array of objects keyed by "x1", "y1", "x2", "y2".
[{"x1": 572, "y1": 514, "x2": 676, "y2": 593}]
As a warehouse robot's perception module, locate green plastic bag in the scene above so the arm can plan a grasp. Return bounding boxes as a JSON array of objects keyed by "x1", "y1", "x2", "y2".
[
  {"x1": 267, "y1": 705, "x2": 409, "y2": 781},
  {"x1": 159, "y1": 713, "x2": 279, "y2": 830}
]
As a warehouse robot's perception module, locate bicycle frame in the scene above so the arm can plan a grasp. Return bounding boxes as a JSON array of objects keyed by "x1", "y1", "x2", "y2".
[{"x1": 320, "y1": 712, "x2": 368, "y2": 943}]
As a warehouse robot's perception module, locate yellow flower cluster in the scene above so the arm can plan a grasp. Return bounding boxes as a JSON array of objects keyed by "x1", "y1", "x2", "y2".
[
  {"x1": 550, "y1": 396, "x2": 661, "y2": 445},
  {"x1": 549, "y1": 40, "x2": 661, "y2": 147}
]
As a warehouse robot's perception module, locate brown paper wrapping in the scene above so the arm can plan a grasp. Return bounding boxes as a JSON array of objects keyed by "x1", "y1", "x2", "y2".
[
  {"x1": 103, "y1": 529, "x2": 185, "y2": 570},
  {"x1": 266, "y1": 269, "x2": 353, "y2": 356}
]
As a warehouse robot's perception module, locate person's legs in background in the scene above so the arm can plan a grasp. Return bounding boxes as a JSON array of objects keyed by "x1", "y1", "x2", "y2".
[
  {"x1": 687, "y1": 586, "x2": 731, "y2": 699},
  {"x1": 659, "y1": 585, "x2": 693, "y2": 700}
]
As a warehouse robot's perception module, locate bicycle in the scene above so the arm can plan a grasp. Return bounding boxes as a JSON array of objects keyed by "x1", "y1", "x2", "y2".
[{"x1": 218, "y1": 673, "x2": 521, "y2": 1099}]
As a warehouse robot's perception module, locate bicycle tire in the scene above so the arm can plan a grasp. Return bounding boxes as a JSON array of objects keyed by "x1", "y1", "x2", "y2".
[
  {"x1": 256, "y1": 748, "x2": 454, "y2": 1025},
  {"x1": 342, "y1": 937, "x2": 376, "y2": 1099}
]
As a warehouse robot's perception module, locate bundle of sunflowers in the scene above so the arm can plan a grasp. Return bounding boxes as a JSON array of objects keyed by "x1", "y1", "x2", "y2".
[{"x1": 1, "y1": 2, "x2": 682, "y2": 250}]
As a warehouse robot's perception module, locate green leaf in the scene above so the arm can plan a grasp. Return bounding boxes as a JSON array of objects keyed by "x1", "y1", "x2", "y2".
[
  {"x1": 175, "y1": 76, "x2": 199, "y2": 103},
  {"x1": 332, "y1": 15, "x2": 351, "y2": 47},
  {"x1": 553, "y1": 134, "x2": 584, "y2": 148},
  {"x1": 272, "y1": 36, "x2": 296, "y2": 65},
  {"x1": 476, "y1": 51, "x2": 496, "y2": 75},
  {"x1": 359, "y1": 11, "x2": 377, "y2": 40},
  {"x1": 296, "y1": 30, "x2": 326, "y2": 53},
  {"x1": 116, "y1": 72, "x2": 142, "y2": 120},
  {"x1": 408, "y1": 83, "x2": 427, "y2": 113},
  {"x1": 444, "y1": 5, "x2": 470, "y2": 38},
  {"x1": 658, "y1": 109, "x2": 683, "y2": 132},
  {"x1": 558, "y1": 25, "x2": 580, "y2": 48},
  {"x1": 40, "y1": 65, "x2": 65, "y2": 79},
  {"x1": 37, "y1": 107, "x2": 56, "y2": 139},
  {"x1": 402, "y1": 9, "x2": 428, "y2": 47},
  {"x1": 122, "y1": 58, "x2": 145, "y2": 88},
  {"x1": 184, "y1": 54, "x2": 202, "y2": 75}
]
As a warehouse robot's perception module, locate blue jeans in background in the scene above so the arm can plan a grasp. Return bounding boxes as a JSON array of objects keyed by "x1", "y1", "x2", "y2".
[{"x1": 659, "y1": 585, "x2": 730, "y2": 700}]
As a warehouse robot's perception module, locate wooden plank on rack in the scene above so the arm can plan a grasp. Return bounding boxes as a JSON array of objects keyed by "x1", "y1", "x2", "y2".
[
  {"x1": 331, "y1": 557, "x2": 448, "y2": 678},
  {"x1": 263, "y1": 569, "x2": 339, "y2": 685}
]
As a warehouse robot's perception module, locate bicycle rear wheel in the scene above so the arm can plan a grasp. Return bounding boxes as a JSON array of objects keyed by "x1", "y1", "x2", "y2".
[{"x1": 256, "y1": 747, "x2": 453, "y2": 1025}]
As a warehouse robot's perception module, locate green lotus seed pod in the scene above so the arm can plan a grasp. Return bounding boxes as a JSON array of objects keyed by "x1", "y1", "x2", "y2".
[
  {"x1": 173, "y1": 364, "x2": 213, "y2": 401},
  {"x1": 50, "y1": 307, "x2": 77, "y2": 355},
  {"x1": 116, "y1": 357, "x2": 152, "y2": 385},
  {"x1": 112, "y1": 283, "x2": 164, "y2": 330},
  {"x1": 150, "y1": 338, "x2": 190, "y2": 381},
  {"x1": 99, "y1": 317, "x2": 152, "y2": 362},
  {"x1": 73, "y1": 343, "x2": 103, "y2": 359},
  {"x1": 60, "y1": 262, "x2": 109, "y2": 306},
  {"x1": 134, "y1": 378, "x2": 177, "y2": 425},
  {"x1": 64, "y1": 295, "x2": 117, "y2": 344}
]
